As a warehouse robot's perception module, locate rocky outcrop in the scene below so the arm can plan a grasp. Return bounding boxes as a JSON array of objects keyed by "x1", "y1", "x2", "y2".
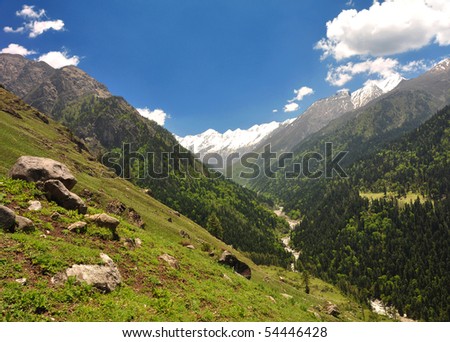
[
  {"x1": 9, "y1": 156, "x2": 77, "y2": 190},
  {"x1": 0, "y1": 205, "x2": 16, "y2": 232},
  {"x1": 218, "y1": 251, "x2": 252, "y2": 280},
  {"x1": 52, "y1": 253, "x2": 122, "y2": 293},
  {"x1": 44, "y1": 179, "x2": 87, "y2": 214},
  {"x1": 15, "y1": 215, "x2": 35, "y2": 233}
]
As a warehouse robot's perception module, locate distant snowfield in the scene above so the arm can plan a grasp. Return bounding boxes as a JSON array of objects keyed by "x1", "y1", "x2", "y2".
[{"x1": 175, "y1": 118, "x2": 295, "y2": 155}]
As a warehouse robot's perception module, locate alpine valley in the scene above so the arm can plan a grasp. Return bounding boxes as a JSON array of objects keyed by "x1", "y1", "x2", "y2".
[{"x1": 0, "y1": 53, "x2": 449, "y2": 324}]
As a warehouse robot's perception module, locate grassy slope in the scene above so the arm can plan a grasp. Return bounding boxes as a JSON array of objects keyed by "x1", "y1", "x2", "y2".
[{"x1": 0, "y1": 88, "x2": 381, "y2": 322}]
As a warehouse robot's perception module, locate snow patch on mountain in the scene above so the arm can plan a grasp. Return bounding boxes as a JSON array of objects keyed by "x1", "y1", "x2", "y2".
[
  {"x1": 351, "y1": 74, "x2": 403, "y2": 108},
  {"x1": 176, "y1": 118, "x2": 295, "y2": 155},
  {"x1": 431, "y1": 58, "x2": 450, "y2": 72}
]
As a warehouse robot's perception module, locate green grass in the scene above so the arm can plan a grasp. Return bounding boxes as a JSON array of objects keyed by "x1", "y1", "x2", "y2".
[
  {"x1": 0, "y1": 88, "x2": 384, "y2": 322},
  {"x1": 360, "y1": 191, "x2": 427, "y2": 206}
]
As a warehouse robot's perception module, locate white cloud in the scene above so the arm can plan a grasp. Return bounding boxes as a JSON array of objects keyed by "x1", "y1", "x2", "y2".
[
  {"x1": 16, "y1": 5, "x2": 45, "y2": 19},
  {"x1": 37, "y1": 51, "x2": 79, "y2": 69},
  {"x1": 290, "y1": 86, "x2": 314, "y2": 102},
  {"x1": 316, "y1": 0, "x2": 450, "y2": 60},
  {"x1": 4, "y1": 26, "x2": 24, "y2": 33},
  {"x1": 283, "y1": 103, "x2": 299, "y2": 113},
  {"x1": 137, "y1": 107, "x2": 170, "y2": 126},
  {"x1": 326, "y1": 57, "x2": 400, "y2": 86},
  {"x1": 4, "y1": 5, "x2": 65, "y2": 38},
  {"x1": 27, "y1": 19, "x2": 64, "y2": 38},
  {"x1": 272, "y1": 109, "x2": 278, "y2": 113},
  {"x1": 1, "y1": 43, "x2": 36, "y2": 56},
  {"x1": 400, "y1": 59, "x2": 434, "y2": 73}
]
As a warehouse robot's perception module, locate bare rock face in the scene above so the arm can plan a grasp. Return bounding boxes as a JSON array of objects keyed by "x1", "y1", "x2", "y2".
[
  {"x1": 15, "y1": 215, "x2": 35, "y2": 233},
  {"x1": 0, "y1": 205, "x2": 16, "y2": 232},
  {"x1": 219, "y1": 251, "x2": 252, "y2": 280},
  {"x1": 44, "y1": 179, "x2": 87, "y2": 214},
  {"x1": 9, "y1": 156, "x2": 77, "y2": 190},
  {"x1": 51, "y1": 253, "x2": 122, "y2": 293}
]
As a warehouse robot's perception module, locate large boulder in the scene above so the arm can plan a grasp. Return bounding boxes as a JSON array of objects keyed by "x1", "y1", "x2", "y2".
[
  {"x1": 51, "y1": 253, "x2": 122, "y2": 293},
  {"x1": 219, "y1": 251, "x2": 252, "y2": 279},
  {"x1": 0, "y1": 205, "x2": 16, "y2": 232},
  {"x1": 9, "y1": 156, "x2": 77, "y2": 190},
  {"x1": 44, "y1": 179, "x2": 87, "y2": 214}
]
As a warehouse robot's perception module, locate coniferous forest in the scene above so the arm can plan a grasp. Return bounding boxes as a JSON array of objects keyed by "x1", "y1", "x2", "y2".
[{"x1": 289, "y1": 106, "x2": 450, "y2": 321}]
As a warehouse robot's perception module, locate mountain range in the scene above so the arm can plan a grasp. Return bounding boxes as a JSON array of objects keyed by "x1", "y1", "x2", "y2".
[
  {"x1": 1, "y1": 52, "x2": 449, "y2": 322},
  {"x1": 176, "y1": 74, "x2": 404, "y2": 157}
]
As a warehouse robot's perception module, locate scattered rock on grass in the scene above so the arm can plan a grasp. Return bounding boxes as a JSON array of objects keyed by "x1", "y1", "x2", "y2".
[
  {"x1": 44, "y1": 179, "x2": 87, "y2": 214},
  {"x1": 15, "y1": 215, "x2": 35, "y2": 233},
  {"x1": 27, "y1": 200, "x2": 42, "y2": 211},
  {"x1": 124, "y1": 237, "x2": 142, "y2": 249},
  {"x1": 15, "y1": 278, "x2": 27, "y2": 286},
  {"x1": 67, "y1": 221, "x2": 87, "y2": 233},
  {"x1": 9, "y1": 156, "x2": 77, "y2": 190},
  {"x1": 86, "y1": 213, "x2": 119, "y2": 229},
  {"x1": 159, "y1": 253, "x2": 179, "y2": 269},
  {"x1": 0, "y1": 205, "x2": 16, "y2": 232},
  {"x1": 218, "y1": 251, "x2": 252, "y2": 280},
  {"x1": 281, "y1": 293, "x2": 293, "y2": 299},
  {"x1": 51, "y1": 253, "x2": 122, "y2": 293},
  {"x1": 324, "y1": 302, "x2": 340, "y2": 317}
]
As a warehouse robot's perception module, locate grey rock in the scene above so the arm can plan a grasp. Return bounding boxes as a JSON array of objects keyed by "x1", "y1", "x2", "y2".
[
  {"x1": 52, "y1": 253, "x2": 121, "y2": 293},
  {"x1": 127, "y1": 208, "x2": 145, "y2": 229},
  {"x1": 281, "y1": 293, "x2": 293, "y2": 299},
  {"x1": 124, "y1": 237, "x2": 142, "y2": 249},
  {"x1": 267, "y1": 296, "x2": 276, "y2": 303},
  {"x1": 67, "y1": 221, "x2": 87, "y2": 233},
  {"x1": 44, "y1": 179, "x2": 87, "y2": 214},
  {"x1": 218, "y1": 251, "x2": 252, "y2": 280},
  {"x1": 185, "y1": 244, "x2": 195, "y2": 250},
  {"x1": 0, "y1": 205, "x2": 16, "y2": 232},
  {"x1": 324, "y1": 302, "x2": 340, "y2": 317},
  {"x1": 159, "y1": 253, "x2": 179, "y2": 269},
  {"x1": 27, "y1": 200, "x2": 42, "y2": 211},
  {"x1": 15, "y1": 278, "x2": 27, "y2": 286},
  {"x1": 9, "y1": 156, "x2": 77, "y2": 190},
  {"x1": 86, "y1": 213, "x2": 119, "y2": 229},
  {"x1": 15, "y1": 215, "x2": 35, "y2": 233}
]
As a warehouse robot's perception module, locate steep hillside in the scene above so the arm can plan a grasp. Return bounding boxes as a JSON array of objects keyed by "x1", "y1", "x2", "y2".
[
  {"x1": 290, "y1": 106, "x2": 450, "y2": 322},
  {"x1": 0, "y1": 86, "x2": 378, "y2": 322},
  {"x1": 0, "y1": 54, "x2": 290, "y2": 267}
]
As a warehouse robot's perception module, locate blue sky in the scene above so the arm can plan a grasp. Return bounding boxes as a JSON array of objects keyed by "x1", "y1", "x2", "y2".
[{"x1": 1, "y1": 1, "x2": 450, "y2": 136}]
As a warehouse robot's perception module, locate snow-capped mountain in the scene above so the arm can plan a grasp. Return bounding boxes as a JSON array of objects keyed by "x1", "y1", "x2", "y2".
[
  {"x1": 351, "y1": 74, "x2": 404, "y2": 109},
  {"x1": 430, "y1": 58, "x2": 450, "y2": 73},
  {"x1": 175, "y1": 118, "x2": 295, "y2": 158},
  {"x1": 176, "y1": 75, "x2": 404, "y2": 159}
]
